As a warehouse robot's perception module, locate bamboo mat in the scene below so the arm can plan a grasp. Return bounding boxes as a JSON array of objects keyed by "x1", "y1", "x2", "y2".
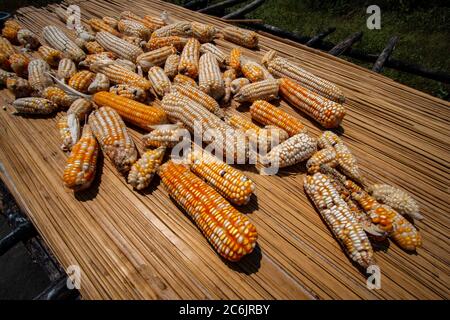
[{"x1": 0, "y1": 0, "x2": 448, "y2": 299}]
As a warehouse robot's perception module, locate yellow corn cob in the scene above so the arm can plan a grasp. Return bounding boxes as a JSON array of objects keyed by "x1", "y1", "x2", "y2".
[
  {"x1": 191, "y1": 21, "x2": 217, "y2": 43},
  {"x1": 163, "y1": 54, "x2": 180, "y2": 79},
  {"x1": 171, "y1": 83, "x2": 221, "y2": 116},
  {"x1": 142, "y1": 124, "x2": 185, "y2": 148},
  {"x1": 178, "y1": 38, "x2": 200, "y2": 78},
  {"x1": 38, "y1": 45, "x2": 62, "y2": 66},
  {"x1": 230, "y1": 77, "x2": 250, "y2": 95},
  {"x1": 118, "y1": 19, "x2": 151, "y2": 40},
  {"x1": 88, "y1": 72, "x2": 110, "y2": 93},
  {"x1": 198, "y1": 52, "x2": 225, "y2": 100},
  {"x1": 27, "y1": 59, "x2": 53, "y2": 93},
  {"x1": 2, "y1": 20, "x2": 20, "y2": 43},
  {"x1": 306, "y1": 147, "x2": 337, "y2": 174},
  {"x1": 304, "y1": 172, "x2": 375, "y2": 269},
  {"x1": 95, "y1": 31, "x2": 143, "y2": 62},
  {"x1": 158, "y1": 161, "x2": 258, "y2": 261},
  {"x1": 262, "y1": 50, "x2": 345, "y2": 103},
  {"x1": 222, "y1": 26, "x2": 258, "y2": 49},
  {"x1": 0, "y1": 52, "x2": 9, "y2": 70},
  {"x1": 92, "y1": 91, "x2": 167, "y2": 129},
  {"x1": 228, "y1": 48, "x2": 241, "y2": 72},
  {"x1": 151, "y1": 21, "x2": 193, "y2": 38},
  {"x1": 200, "y1": 43, "x2": 227, "y2": 67},
  {"x1": 79, "y1": 52, "x2": 116, "y2": 68},
  {"x1": 121, "y1": 35, "x2": 144, "y2": 47},
  {"x1": 6, "y1": 77, "x2": 32, "y2": 98},
  {"x1": 17, "y1": 29, "x2": 40, "y2": 50},
  {"x1": 57, "y1": 114, "x2": 80, "y2": 152},
  {"x1": 42, "y1": 26, "x2": 86, "y2": 62},
  {"x1": 136, "y1": 45, "x2": 176, "y2": 71},
  {"x1": 120, "y1": 11, "x2": 160, "y2": 32},
  {"x1": 67, "y1": 98, "x2": 93, "y2": 121},
  {"x1": 68, "y1": 70, "x2": 96, "y2": 93},
  {"x1": 173, "y1": 74, "x2": 197, "y2": 87},
  {"x1": 85, "y1": 41, "x2": 105, "y2": 54},
  {"x1": 279, "y1": 78, "x2": 346, "y2": 129},
  {"x1": 249, "y1": 100, "x2": 306, "y2": 137},
  {"x1": 102, "y1": 16, "x2": 119, "y2": 29},
  {"x1": 127, "y1": 147, "x2": 165, "y2": 190},
  {"x1": 0, "y1": 36, "x2": 14, "y2": 56},
  {"x1": 234, "y1": 79, "x2": 279, "y2": 103},
  {"x1": 8, "y1": 53, "x2": 29, "y2": 77},
  {"x1": 147, "y1": 66, "x2": 171, "y2": 97},
  {"x1": 240, "y1": 59, "x2": 272, "y2": 83},
  {"x1": 88, "y1": 106, "x2": 137, "y2": 172},
  {"x1": 109, "y1": 84, "x2": 147, "y2": 102},
  {"x1": 143, "y1": 14, "x2": 166, "y2": 28},
  {"x1": 146, "y1": 36, "x2": 188, "y2": 51},
  {"x1": 12, "y1": 97, "x2": 58, "y2": 114},
  {"x1": 63, "y1": 124, "x2": 99, "y2": 191},
  {"x1": 42, "y1": 86, "x2": 77, "y2": 109},
  {"x1": 88, "y1": 18, "x2": 121, "y2": 37},
  {"x1": 222, "y1": 68, "x2": 237, "y2": 103},
  {"x1": 57, "y1": 58, "x2": 77, "y2": 80},
  {"x1": 225, "y1": 113, "x2": 260, "y2": 132},
  {"x1": 90, "y1": 60, "x2": 151, "y2": 90}
]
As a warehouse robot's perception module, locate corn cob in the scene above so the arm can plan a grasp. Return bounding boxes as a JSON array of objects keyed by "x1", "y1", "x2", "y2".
[
  {"x1": 306, "y1": 147, "x2": 337, "y2": 174},
  {"x1": 0, "y1": 36, "x2": 14, "y2": 56},
  {"x1": 262, "y1": 50, "x2": 345, "y2": 103},
  {"x1": 38, "y1": 45, "x2": 62, "y2": 66},
  {"x1": 200, "y1": 43, "x2": 227, "y2": 67},
  {"x1": 84, "y1": 41, "x2": 105, "y2": 54},
  {"x1": 12, "y1": 97, "x2": 58, "y2": 115},
  {"x1": 225, "y1": 113, "x2": 260, "y2": 132},
  {"x1": 2, "y1": 20, "x2": 21, "y2": 43},
  {"x1": 114, "y1": 59, "x2": 137, "y2": 72},
  {"x1": 368, "y1": 184, "x2": 423, "y2": 220},
  {"x1": 109, "y1": 84, "x2": 147, "y2": 102},
  {"x1": 67, "y1": 98, "x2": 93, "y2": 121},
  {"x1": 143, "y1": 14, "x2": 167, "y2": 28},
  {"x1": 163, "y1": 54, "x2": 180, "y2": 79},
  {"x1": 304, "y1": 172, "x2": 375, "y2": 269},
  {"x1": 92, "y1": 91, "x2": 167, "y2": 129},
  {"x1": 79, "y1": 52, "x2": 116, "y2": 68},
  {"x1": 27, "y1": 59, "x2": 53, "y2": 93},
  {"x1": 222, "y1": 68, "x2": 237, "y2": 103},
  {"x1": 17, "y1": 29, "x2": 40, "y2": 50},
  {"x1": 222, "y1": 26, "x2": 258, "y2": 49},
  {"x1": 171, "y1": 83, "x2": 221, "y2": 116},
  {"x1": 6, "y1": 77, "x2": 32, "y2": 98},
  {"x1": 151, "y1": 21, "x2": 193, "y2": 38},
  {"x1": 57, "y1": 114, "x2": 80, "y2": 152},
  {"x1": 88, "y1": 18, "x2": 121, "y2": 37},
  {"x1": 173, "y1": 74, "x2": 197, "y2": 87},
  {"x1": 120, "y1": 11, "x2": 161, "y2": 32},
  {"x1": 228, "y1": 48, "x2": 241, "y2": 72},
  {"x1": 8, "y1": 53, "x2": 29, "y2": 77},
  {"x1": 68, "y1": 70, "x2": 96, "y2": 93},
  {"x1": 42, "y1": 26, "x2": 86, "y2": 62},
  {"x1": 127, "y1": 147, "x2": 165, "y2": 190},
  {"x1": 158, "y1": 161, "x2": 258, "y2": 261},
  {"x1": 230, "y1": 78, "x2": 250, "y2": 95},
  {"x1": 88, "y1": 73, "x2": 110, "y2": 93},
  {"x1": 187, "y1": 150, "x2": 255, "y2": 205},
  {"x1": 118, "y1": 19, "x2": 151, "y2": 40},
  {"x1": 146, "y1": 36, "x2": 188, "y2": 51},
  {"x1": 234, "y1": 79, "x2": 279, "y2": 103},
  {"x1": 0, "y1": 69, "x2": 14, "y2": 86},
  {"x1": 241, "y1": 58, "x2": 272, "y2": 83},
  {"x1": 57, "y1": 58, "x2": 77, "y2": 81},
  {"x1": 279, "y1": 78, "x2": 346, "y2": 129},
  {"x1": 42, "y1": 86, "x2": 77, "y2": 109},
  {"x1": 147, "y1": 66, "x2": 171, "y2": 97},
  {"x1": 63, "y1": 124, "x2": 99, "y2": 191},
  {"x1": 191, "y1": 21, "x2": 217, "y2": 43},
  {"x1": 198, "y1": 52, "x2": 225, "y2": 99},
  {"x1": 90, "y1": 60, "x2": 151, "y2": 90},
  {"x1": 102, "y1": 16, "x2": 119, "y2": 29},
  {"x1": 121, "y1": 35, "x2": 144, "y2": 48},
  {"x1": 0, "y1": 52, "x2": 10, "y2": 70},
  {"x1": 178, "y1": 38, "x2": 200, "y2": 78},
  {"x1": 88, "y1": 106, "x2": 137, "y2": 172},
  {"x1": 95, "y1": 31, "x2": 143, "y2": 62},
  {"x1": 142, "y1": 124, "x2": 185, "y2": 148},
  {"x1": 136, "y1": 45, "x2": 176, "y2": 71}
]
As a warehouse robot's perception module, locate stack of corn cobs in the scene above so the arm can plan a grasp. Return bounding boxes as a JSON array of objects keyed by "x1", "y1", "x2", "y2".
[{"x1": 0, "y1": 11, "x2": 422, "y2": 268}]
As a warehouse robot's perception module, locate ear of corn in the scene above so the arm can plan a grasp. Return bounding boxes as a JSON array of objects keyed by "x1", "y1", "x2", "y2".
[
  {"x1": 109, "y1": 84, "x2": 147, "y2": 102},
  {"x1": 85, "y1": 41, "x2": 105, "y2": 54},
  {"x1": 173, "y1": 74, "x2": 197, "y2": 87},
  {"x1": 171, "y1": 83, "x2": 221, "y2": 116},
  {"x1": 222, "y1": 26, "x2": 258, "y2": 49},
  {"x1": 67, "y1": 98, "x2": 93, "y2": 121},
  {"x1": 13, "y1": 97, "x2": 58, "y2": 114},
  {"x1": 142, "y1": 124, "x2": 185, "y2": 148},
  {"x1": 306, "y1": 147, "x2": 337, "y2": 174},
  {"x1": 79, "y1": 52, "x2": 116, "y2": 68},
  {"x1": 225, "y1": 113, "x2": 260, "y2": 132},
  {"x1": 164, "y1": 54, "x2": 180, "y2": 79},
  {"x1": 230, "y1": 78, "x2": 250, "y2": 95},
  {"x1": 0, "y1": 69, "x2": 14, "y2": 86},
  {"x1": 63, "y1": 124, "x2": 98, "y2": 190},
  {"x1": 198, "y1": 52, "x2": 225, "y2": 100},
  {"x1": 279, "y1": 78, "x2": 346, "y2": 129},
  {"x1": 200, "y1": 43, "x2": 227, "y2": 67},
  {"x1": 147, "y1": 66, "x2": 171, "y2": 97},
  {"x1": 118, "y1": 19, "x2": 151, "y2": 40},
  {"x1": 95, "y1": 31, "x2": 143, "y2": 62},
  {"x1": 88, "y1": 18, "x2": 121, "y2": 37},
  {"x1": 6, "y1": 77, "x2": 32, "y2": 98},
  {"x1": 191, "y1": 22, "x2": 217, "y2": 43},
  {"x1": 0, "y1": 36, "x2": 14, "y2": 56},
  {"x1": 228, "y1": 47, "x2": 241, "y2": 72},
  {"x1": 88, "y1": 72, "x2": 110, "y2": 93},
  {"x1": 142, "y1": 14, "x2": 166, "y2": 28},
  {"x1": 146, "y1": 36, "x2": 188, "y2": 51},
  {"x1": 38, "y1": 45, "x2": 62, "y2": 66},
  {"x1": 42, "y1": 26, "x2": 86, "y2": 62},
  {"x1": 0, "y1": 52, "x2": 10, "y2": 70},
  {"x1": 57, "y1": 114, "x2": 80, "y2": 152},
  {"x1": 222, "y1": 68, "x2": 237, "y2": 103},
  {"x1": 102, "y1": 16, "x2": 119, "y2": 29},
  {"x1": 234, "y1": 79, "x2": 279, "y2": 103},
  {"x1": 57, "y1": 58, "x2": 77, "y2": 80},
  {"x1": 17, "y1": 29, "x2": 40, "y2": 50},
  {"x1": 42, "y1": 86, "x2": 77, "y2": 109},
  {"x1": 68, "y1": 70, "x2": 96, "y2": 93},
  {"x1": 2, "y1": 20, "x2": 21, "y2": 43},
  {"x1": 128, "y1": 147, "x2": 165, "y2": 190},
  {"x1": 158, "y1": 161, "x2": 258, "y2": 261},
  {"x1": 121, "y1": 35, "x2": 144, "y2": 48},
  {"x1": 90, "y1": 60, "x2": 151, "y2": 90},
  {"x1": 114, "y1": 58, "x2": 137, "y2": 72},
  {"x1": 8, "y1": 53, "x2": 29, "y2": 77},
  {"x1": 27, "y1": 59, "x2": 53, "y2": 93},
  {"x1": 136, "y1": 45, "x2": 176, "y2": 71},
  {"x1": 151, "y1": 21, "x2": 192, "y2": 38},
  {"x1": 240, "y1": 59, "x2": 271, "y2": 83},
  {"x1": 178, "y1": 38, "x2": 200, "y2": 79},
  {"x1": 120, "y1": 11, "x2": 161, "y2": 32}
]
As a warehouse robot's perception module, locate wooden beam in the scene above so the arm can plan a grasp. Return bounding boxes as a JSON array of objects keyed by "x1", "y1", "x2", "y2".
[
  {"x1": 222, "y1": 0, "x2": 266, "y2": 19},
  {"x1": 197, "y1": 0, "x2": 248, "y2": 14},
  {"x1": 372, "y1": 36, "x2": 399, "y2": 73},
  {"x1": 306, "y1": 27, "x2": 336, "y2": 47},
  {"x1": 183, "y1": 0, "x2": 208, "y2": 10},
  {"x1": 328, "y1": 31, "x2": 363, "y2": 56}
]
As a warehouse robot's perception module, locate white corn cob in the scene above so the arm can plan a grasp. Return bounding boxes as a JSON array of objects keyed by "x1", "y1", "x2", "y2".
[
  {"x1": 234, "y1": 79, "x2": 279, "y2": 103},
  {"x1": 88, "y1": 73, "x2": 110, "y2": 93},
  {"x1": 12, "y1": 97, "x2": 58, "y2": 114},
  {"x1": 142, "y1": 124, "x2": 185, "y2": 148},
  {"x1": 163, "y1": 53, "x2": 180, "y2": 79},
  {"x1": 42, "y1": 26, "x2": 86, "y2": 62},
  {"x1": 151, "y1": 21, "x2": 192, "y2": 38},
  {"x1": 147, "y1": 66, "x2": 171, "y2": 97},
  {"x1": 198, "y1": 52, "x2": 224, "y2": 100},
  {"x1": 57, "y1": 58, "x2": 77, "y2": 81},
  {"x1": 57, "y1": 114, "x2": 80, "y2": 152},
  {"x1": 68, "y1": 98, "x2": 93, "y2": 121},
  {"x1": 191, "y1": 21, "x2": 217, "y2": 43},
  {"x1": 178, "y1": 37, "x2": 200, "y2": 78},
  {"x1": 200, "y1": 43, "x2": 227, "y2": 67},
  {"x1": 118, "y1": 19, "x2": 151, "y2": 40},
  {"x1": 230, "y1": 77, "x2": 250, "y2": 94},
  {"x1": 128, "y1": 147, "x2": 165, "y2": 190},
  {"x1": 136, "y1": 45, "x2": 176, "y2": 71},
  {"x1": 171, "y1": 83, "x2": 221, "y2": 116},
  {"x1": 222, "y1": 26, "x2": 258, "y2": 48},
  {"x1": 27, "y1": 59, "x2": 53, "y2": 93},
  {"x1": 95, "y1": 31, "x2": 143, "y2": 62},
  {"x1": 221, "y1": 68, "x2": 237, "y2": 104}
]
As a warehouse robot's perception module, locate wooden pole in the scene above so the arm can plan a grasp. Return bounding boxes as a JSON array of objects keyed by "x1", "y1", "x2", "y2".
[
  {"x1": 183, "y1": 0, "x2": 208, "y2": 10},
  {"x1": 372, "y1": 36, "x2": 399, "y2": 73},
  {"x1": 222, "y1": 0, "x2": 266, "y2": 19},
  {"x1": 197, "y1": 0, "x2": 248, "y2": 14},
  {"x1": 328, "y1": 31, "x2": 363, "y2": 56},
  {"x1": 306, "y1": 27, "x2": 336, "y2": 47}
]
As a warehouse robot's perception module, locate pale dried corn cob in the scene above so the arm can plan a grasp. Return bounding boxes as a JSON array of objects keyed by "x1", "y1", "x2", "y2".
[
  {"x1": 118, "y1": 19, "x2": 151, "y2": 40},
  {"x1": 158, "y1": 161, "x2": 258, "y2": 261},
  {"x1": 191, "y1": 21, "x2": 217, "y2": 43},
  {"x1": 228, "y1": 48, "x2": 241, "y2": 72},
  {"x1": 120, "y1": 11, "x2": 160, "y2": 32},
  {"x1": 95, "y1": 31, "x2": 143, "y2": 62},
  {"x1": 234, "y1": 79, "x2": 279, "y2": 103},
  {"x1": 67, "y1": 98, "x2": 93, "y2": 121},
  {"x1": 102, "y1": 16, "x2": 119, "y2": 29},
  {"x1": 368, "y1": 184, "x2": 423, "y2": 220},
  {"x1": 147, "y1": 66, "x2": 171, "y2": 97},
  {"x1": 146, "y1": 36, "x2": 188, "y2": 51},
  {"x1": 241, "y1": 59, "x2": 272, "y2": 83},
  {"x1": 88, "y1": 73, "x2": 110, "y2": 93},
  {"x1": 79, "y1": 52, "x2": 116, "y2": 68},
  {"x1": 38, "y1": 45, "x2": 62, "y2": 66},
  {"x1": 68, "y1": 70, "x2": 96, "y2": 93},
  {"x1": 6, "y1": 77, "x2": 32, "y2": 98},
  {"x1": 27, "y1": 59, "x2": 53, "y2": 93},
  {"x1": 279, "y1": 78, "x2": 346, "y2": 129},
  {"x1": 128, "y1": 147, "x2": 165, "y2": 190},
  {"x1": 143, "y1": 14, "x2": 166, "y2": 28},
  {"x1": 88, "y1": 106, "x2": 137, "y2": 172},
  {"x1": 74, "y1": 37, "x2": 86, "y2": 50},
  {"x1": 85, "y1": 41, "x2": 105, "y2": 54},
  {"x1": 114, "y1": 59, "x2": 137, "y2": 72},
  {"x1": 12, "y1": 97, "x2": 58, "y2": 114},
  {"x1": 2, "y1": 20, "x2": 21, "y2": 43},
  {"x1": 304, "y1": 172, "x2": 374, "y2": 269},
  {"x1": 225, "y1": 113, "x2": 260, "y2": 132},
  {"x1": 230, "y1": 77, "x2": 250, "y2": 95},
  {"x1": 173, "y1": 74, "x2": 197, "y2": 87},
  {"x1": 306, "y1": 147, "x2": 337, "y2": 174},
  {"x1": 164, "y1": 54, "x2": 180, "y2": 79},
  {"x1": 57, "y1": 114, "x2": 80, "y2": 152},
  {"x1": 178, "y1": 38, "x2": 200, "y2": 78},
  {"x1": 152, "y1": 21, "x2": 192, "y2": 38},
  {"x1": 57, "y1": 58, "x2": 77, "y2": 81},
  {"x1": 90, "y1": 60, "x2": 151, "y2": 90},
  {"x1": 136, "y1": 45, "x2": 176, "y2": 71},
  {"x1": 42, "y1": 86, "x2": 76, "y2": 109},
  {"x1": 63, "y1": 124, "x2": 98, "y2": 191},
  {"x1": 92, "y1": 91, "x2": 167, "y2": 129},
  {"x1": 42, "y1": 26, "x2": 86, "y2": 62},
  {"x1": 0, "y1": 36, "x2": 14, "y2": 56},
  {"x1": 200, "y1": 43, "x2": 227, "y2": 67},
  {"x1": 9, "y1": 53, "x2": 29, "y2": 77},
  {"x1": 198, "y1": 52, "x2": 224, "y2": 100},
  {"x1": 222, "y1": 26, "x2": 258, "y2": 49},
  {"x1": 262, "y1": 50, "x2": 345, "y2": 103},
  {"x1": 17, "y1": 29, "x2": 40, "y2": 50},
  {"x1": 142, "y1": 124, "x2": 185, "y2": 148},
  {"x1": 121, "y1": 35, "x2": 144, "y2": 48},
  {"x1": 88, "y1": 18, "x2": 120, "y2": 36},
  {"x1": 171, "y1": 83, "x2": 221, "y2": 116},
  {"x1": 222, "y1": 68, "x2": 237, "y2": 103},
  {"x1": 109, "y1": 84, "x2": 147, "y2": 102},
  {"x1": 187, "y1": 150, "x2": 255, "y2": 205}
]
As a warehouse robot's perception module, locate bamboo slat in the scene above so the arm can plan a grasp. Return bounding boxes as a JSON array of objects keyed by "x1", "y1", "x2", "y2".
[{"x1": 0, "y1": 0, "x2": 448, "y2": 300}]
